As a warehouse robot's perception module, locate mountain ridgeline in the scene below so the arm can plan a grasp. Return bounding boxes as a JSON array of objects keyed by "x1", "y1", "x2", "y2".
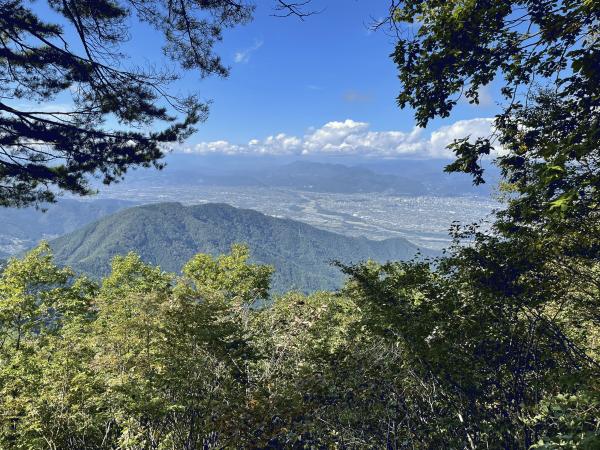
[
  {"x1": 123, "y1": 158, "x2": 499, "y2": 196},
  {"x1": 248, "y1": 161, "x2": 426, "y2": 194},
  {"x1": 49, "y1": 202, "x2": 435, "y2": 292}
]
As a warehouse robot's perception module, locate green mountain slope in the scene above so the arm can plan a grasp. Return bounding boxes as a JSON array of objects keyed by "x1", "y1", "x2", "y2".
[{"x1": 49, "y1": 202, "x2": 436, "y2": 292}]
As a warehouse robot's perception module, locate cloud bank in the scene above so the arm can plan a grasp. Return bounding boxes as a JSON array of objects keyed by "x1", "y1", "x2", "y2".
[
  {"x1": 183, "y1": 118, "x2": 495, "y2": 158},
  {"x1": 234, "y1": 39, "x2": 264, "y2": 63}
]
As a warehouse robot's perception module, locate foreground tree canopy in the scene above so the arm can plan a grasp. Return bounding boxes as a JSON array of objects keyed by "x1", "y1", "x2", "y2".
[
  {"x1": 0, "y1": 0, "x2": 318, "y2": 207},
  {"x1": 0, "y1": 243, "x2": 598, "y2": 448},
  {"x1": 378, "y1": 0, "x2": 599, "y2": 446}
]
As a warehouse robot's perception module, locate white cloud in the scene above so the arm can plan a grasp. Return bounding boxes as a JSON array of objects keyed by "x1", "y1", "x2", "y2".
[
  {"x1": 15, "y1": 102, "x2": 75, "y2": 113},
  {"x1": 233, "y1": 39, "x2": 263, "y2": 63},
  {"x1": 461, "y1": 85, "x2": 495, "y2": 108},
  {"x1": 429, "y1": 118, "x2": 495, "y2": 157},
  {"x1": 182, "y1": 118, "x2": 495, "y2": 158},
  {"x1": 476, "y1": 85, "x2": 495, "y2": 107}
]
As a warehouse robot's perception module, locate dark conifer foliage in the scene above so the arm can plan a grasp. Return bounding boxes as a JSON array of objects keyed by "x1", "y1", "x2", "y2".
[{"x1": 0, "y1": 0, "x2": 255, "y2": 207}]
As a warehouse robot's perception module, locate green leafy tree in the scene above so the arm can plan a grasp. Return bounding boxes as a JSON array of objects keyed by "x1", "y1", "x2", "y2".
[
  {"x1": 165, "y1": 244, "x2": 273, "y2": 447},
  {"x1": 178, "y1": 243, "x2": 273, "y2": 305},
  {"x1": 86, "y1": 245, "x2": 272, "y2": 448},
  {"x1": 247, "y1": 288, "x2": 446, "y2": 448},
  {"x1": 0, "y1": 242, "x2": 89, "y2": 352},
  {"x1": 0, "y1": 243, "x2": 96, "y2": 448},
  {"x1": 89, "y1": 253, "x2": 174, "y2": 447},
  {"x1": 339, "y1": 245, "x2": 600, "y2": 447},
  {"x1": 391, "y1": 0, "x2": 599, "y2": 228},
  {"x1": 246, "y1": 291, "x2": 360, "y2": 447},
  {"x1": 329, "y1": 1, "x2": 600, "y2": 447}
]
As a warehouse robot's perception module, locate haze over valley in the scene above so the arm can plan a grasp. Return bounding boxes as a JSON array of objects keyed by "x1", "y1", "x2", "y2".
[
  {"x1": 0, "y1": 160, "x2": 498, "y2": 262},
  {"x1": 95, "y1": 158, "x2": 500, "y2": 250}
]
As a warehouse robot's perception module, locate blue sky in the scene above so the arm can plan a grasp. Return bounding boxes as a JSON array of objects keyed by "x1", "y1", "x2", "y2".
[
  {"x1": 31, "y1": 0, "x2": 501, "y2": 160},
  {"x1": 196, "y1": 0, "x2": 412, "y2": 142},
  {"x1": 176, "y1": 0, "x2": 501, "y2": 158}
]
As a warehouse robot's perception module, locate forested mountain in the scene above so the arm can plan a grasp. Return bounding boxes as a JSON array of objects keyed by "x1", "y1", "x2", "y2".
[{"x1": 49, "y1": 202, "x2": 434, "y2": 292}]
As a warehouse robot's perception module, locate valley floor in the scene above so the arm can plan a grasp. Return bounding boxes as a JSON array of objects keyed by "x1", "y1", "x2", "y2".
[{"x1": 94, "y1": 186, "x2": 499, "y2": 250}]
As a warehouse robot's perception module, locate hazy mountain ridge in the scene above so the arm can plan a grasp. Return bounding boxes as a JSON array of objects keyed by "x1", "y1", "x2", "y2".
[
  {"x1": 0, "y1": 198, "x2": 137, "y2": 256},
  {"x1": 246, "y1": 161, "x2": 426, "y2": 194},
  {"x1": 121, "y1": 158, "x2": 498, "y2": 196},
  {"x1": 49, "y1": 202, "x2": 437, "y2": 292}
]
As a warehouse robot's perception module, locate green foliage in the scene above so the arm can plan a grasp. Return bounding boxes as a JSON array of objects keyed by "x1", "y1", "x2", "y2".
[
  {"x1": 1, "y1": 2, "x2": 598, "y2": 447},
  {"x1": 2, "y1": 228, "x2": 599, "y2": 448},
  {"x1": 0, "y1": 242, "x2": 93, "y2": 352},
  {"x1": 384, "y1": 1, "x2": 600, "y2": 446},
  {"x1": 392, "y1": 0, "x2": 600, "y2": 226},
  {"x1": 180, "y1": 243, "x2": 272, "y2": 304},
  {"x1": 339, "y1": 241, "x2": 600, "y2": 447},
  {"x1": 0, "y1": 242, "x2": 97, "y2": 448},
  {"x1": 0, "y1": 244, "x2": 272, "y2": 448}
]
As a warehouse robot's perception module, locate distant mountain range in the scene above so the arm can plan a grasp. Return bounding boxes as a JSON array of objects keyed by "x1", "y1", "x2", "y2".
[
  {"x1": 358, "y1": 159, "x2": 500, "y2": 196},
  {"x1": 121, "y1": 158, "x2": 499, "y2": 196},
  {"x1": 247, "y1": 161, "x2": 427, "y2": 194},
  {"x1": 48, "y1": 203, "x2": 437, "y2": 292}
]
